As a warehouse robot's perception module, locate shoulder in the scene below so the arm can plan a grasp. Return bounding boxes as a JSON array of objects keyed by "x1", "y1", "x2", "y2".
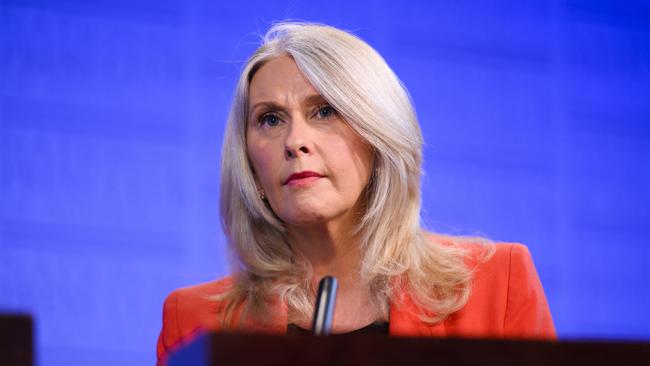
[
  {"x1": 162, "y1": 276, "x2": 235, "y2": 328},
  {"x1": 162, "y1": 277, "x2": 235, "y2": 323},
  {"x1": 465, "y1": 241, "x2": 543, "y2": 298},
  {"x1": 157, "y1": 277, "x2": 234, "y2": 361},
  {"x1": 429, "y1": 235, "x2": 542, "y2": 303},
  {"x1": 471, "y1": 241, "x2": 534, "y2": 276},
  {"x1": 424, "y1": 232, "x2": 532, "y2": 275},
  {"x1": 167, "y1": 277, "x2": 235, "y2": 301},
  {"x1": 424, "y1": 234, "x2": 555, "y2": 339}
]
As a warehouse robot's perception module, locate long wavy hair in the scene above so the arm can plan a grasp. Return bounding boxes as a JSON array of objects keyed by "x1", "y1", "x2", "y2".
[{"x1": 218, "y1": 21, "x2": 493, "y2": 326}]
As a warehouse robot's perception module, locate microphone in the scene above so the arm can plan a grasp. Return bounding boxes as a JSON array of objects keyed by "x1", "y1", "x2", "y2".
[{"x1": 312, "y1": 276, "x2": 338, "y2": 336}]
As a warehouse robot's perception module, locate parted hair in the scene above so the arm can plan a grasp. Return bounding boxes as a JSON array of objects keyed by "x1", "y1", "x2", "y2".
[{"x1": 218, "y1": 21, "x2": 493, "y2": 325}]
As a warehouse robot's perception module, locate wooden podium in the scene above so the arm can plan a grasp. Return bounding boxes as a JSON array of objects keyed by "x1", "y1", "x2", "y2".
[{"x1": 167, "y1": 332, "x2": 650, "y2": 366}]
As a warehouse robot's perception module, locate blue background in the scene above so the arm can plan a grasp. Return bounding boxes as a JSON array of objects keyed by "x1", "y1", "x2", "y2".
[{"x1": 1, "y1": 0, "x2": 649, "y2": 365}]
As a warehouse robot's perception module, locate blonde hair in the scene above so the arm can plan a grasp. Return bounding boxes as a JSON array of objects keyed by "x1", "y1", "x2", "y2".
[{"x1": 219, "y1": 21, "x2": 493, "y2": 326}]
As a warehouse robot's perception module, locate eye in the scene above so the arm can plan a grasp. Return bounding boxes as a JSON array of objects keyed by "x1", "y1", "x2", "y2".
[
  {"x1": 259, "y1": 113, "x2": 281, "y2": 127},
  {"x1": 316, "y1": 105, "x2": 336, "y2": 119}
]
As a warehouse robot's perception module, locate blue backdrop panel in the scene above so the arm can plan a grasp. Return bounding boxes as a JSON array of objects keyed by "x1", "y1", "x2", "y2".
[{"x1": 1, "y1": 1, "x2": 649, "y2": 365}]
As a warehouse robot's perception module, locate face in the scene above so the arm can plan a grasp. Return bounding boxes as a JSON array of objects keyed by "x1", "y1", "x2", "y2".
[{"x1": 246, "y1": 55, "x2": 373, "y2": 229}]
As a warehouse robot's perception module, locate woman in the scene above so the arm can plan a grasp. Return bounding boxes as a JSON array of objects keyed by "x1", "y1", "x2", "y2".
[{"x1": 157, "y1": 22, "x2": 555, "y2": 361}]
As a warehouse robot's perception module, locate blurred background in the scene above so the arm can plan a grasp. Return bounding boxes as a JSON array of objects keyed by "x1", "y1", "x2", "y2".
[{"x1": 1, "y1": 0, "x2": 649, "y2": 365}]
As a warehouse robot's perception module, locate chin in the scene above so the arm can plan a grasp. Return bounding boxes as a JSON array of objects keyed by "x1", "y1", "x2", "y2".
[
  {"x1": 278, "y1": 207, "x2": 332, "y2": 227},
  {"x1": 282, "y1": 214, "x2": 328, "y2": 227},
  {"x1": 273, "y1": 196, "x2": 350, "y2": 227}
]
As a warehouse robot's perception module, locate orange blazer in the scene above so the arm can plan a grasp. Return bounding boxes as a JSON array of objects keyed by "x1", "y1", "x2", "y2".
[{"x1": 156, "y1": 243, "x2": 556, "y2": 361}]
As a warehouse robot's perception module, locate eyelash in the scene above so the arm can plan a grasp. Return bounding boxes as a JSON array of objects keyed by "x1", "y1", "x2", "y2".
[{"x1": 257, "y1": 104, "x2": 337, "y2": 127}]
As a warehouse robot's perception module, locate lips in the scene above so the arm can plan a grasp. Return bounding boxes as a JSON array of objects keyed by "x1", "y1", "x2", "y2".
[{"x1": 284, "y1": 171, "x2": 324, "y2": 185}]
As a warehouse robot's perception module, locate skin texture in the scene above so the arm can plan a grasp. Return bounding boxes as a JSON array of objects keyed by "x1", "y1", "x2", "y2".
[{"x1": 246, "y1": 55, "x2": 381, "y2": 331}]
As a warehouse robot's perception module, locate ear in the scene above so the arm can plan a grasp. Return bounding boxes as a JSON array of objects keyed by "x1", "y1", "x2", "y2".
[{"x1": 256, "y1": 187, "x2": 266, "y2": 200}]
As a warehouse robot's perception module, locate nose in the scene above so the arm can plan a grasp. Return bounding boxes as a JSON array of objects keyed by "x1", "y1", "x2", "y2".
[{"x1": 284, "y1": 117, "x2": 313, "y2": 159}]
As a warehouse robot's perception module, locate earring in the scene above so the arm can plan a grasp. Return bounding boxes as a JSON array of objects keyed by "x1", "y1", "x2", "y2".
[{"x1": 257, "y1": 188, "x2": 266, "y2": 200}]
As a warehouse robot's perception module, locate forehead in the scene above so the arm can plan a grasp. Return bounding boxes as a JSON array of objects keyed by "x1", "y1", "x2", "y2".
[{"x1": 248, "y1": 55, "x2": 320, "y2": 103}]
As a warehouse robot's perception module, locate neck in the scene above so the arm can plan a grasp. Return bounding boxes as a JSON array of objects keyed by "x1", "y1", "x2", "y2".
[
  {"x1": 287, "y1": 219, "x2": 364, "y2": 284},
  {"x1": 286, "y1": 219, "x2": 389, "y2": 328}
]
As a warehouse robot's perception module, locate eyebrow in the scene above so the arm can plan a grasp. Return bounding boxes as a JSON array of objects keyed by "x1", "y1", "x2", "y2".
[{"x1": 249, "y1": 94, "x2": 328, "y2": 115}]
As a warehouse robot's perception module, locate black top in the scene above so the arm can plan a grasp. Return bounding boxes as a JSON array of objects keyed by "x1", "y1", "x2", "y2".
[{"x1": 287, "y1": 322, "x2": 390, "y2": 336}]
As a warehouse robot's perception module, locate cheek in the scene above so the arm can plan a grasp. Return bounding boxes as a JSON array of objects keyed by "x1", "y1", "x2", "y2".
[
  {"x1": 247, "y1": 139, "x2": 279, "y2": 184},
  {"x1": 329, "y1": 137, "x2": 373, "y2": 187}
]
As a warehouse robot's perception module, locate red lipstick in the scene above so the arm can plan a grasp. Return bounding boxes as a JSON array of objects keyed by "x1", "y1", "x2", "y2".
[{"x1": 284, "y1": 171, "x2": 324, "y2": 186}]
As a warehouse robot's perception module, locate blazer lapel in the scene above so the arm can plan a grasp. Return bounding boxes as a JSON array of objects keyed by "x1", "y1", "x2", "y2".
[{"x1": 389, "y1": 291, "x2": 446, "y2": 337}]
